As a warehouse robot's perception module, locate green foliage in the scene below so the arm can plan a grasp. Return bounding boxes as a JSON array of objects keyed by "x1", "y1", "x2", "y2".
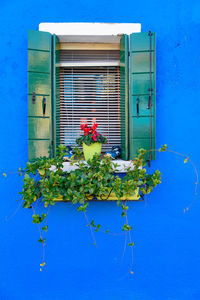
[
  {"x1": 122, "y1": 224, "x2": 133, "y2": 231},
  {"x1": 42, "y1": 225, "x2": 48, "y2": 232},
  {"x1": 38, "y1": 237, "x2": 46, "y2": 244},
  {"x1": 19, "y1": 144, "x2": 162, "y2": 259},
  {"x1": 128, "y1": 242, "x2": 134, "y2": 246},
  {"x1": 32, "y1": 214, "x2": 46, "y2": 224},
  {"x1": 159, "y1": 144, "x2": 167, "y2": 152}
]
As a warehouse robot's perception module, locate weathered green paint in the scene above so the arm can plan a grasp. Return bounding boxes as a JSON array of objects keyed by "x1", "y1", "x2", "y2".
[
  {"x1": 120, "y1": 34, "x2": 129, "y2": 160},
  {"x1": 28, "y1": 30, "x2": 51, "y2": 51},
  {"x1": 131, "y1": 73, "x2": 155, "y2": 96},
  {"x1": 129, "y1": 137, "x2": 156, "y2": 161},
  {"x1": 130, "y1": 52, "x2": 155, "y2": 73},
  {"x1": 129, "y1": 32, "x2": 156, "y2": 160},
  {"x1": 28, "y1": 140, "x2": 51, "y2": 159},
  {"x1": 28, "y1": 30, "x2": 52, "y2": 160},
  {"x1": 28, "y1": 72, "x2": 51, "y2": 95},
  {"x1": 28, "y1": 95, "x2": 50, "y2": 117},
  {"x1": 129, "y1": 32, "x2": 156, "y2": 52},
  {"x1": 28, "y1": 118, "x2": 50, "y2": 139},
  {"x1": 131, "y1": 116, "x2": 155, "y2": 139},
  {"x1": 28, "y1": 50, "x2": 50, "y2": 73}
]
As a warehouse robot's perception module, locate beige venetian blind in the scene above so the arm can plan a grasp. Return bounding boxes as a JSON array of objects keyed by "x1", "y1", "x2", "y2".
[{"x1": 56, "y1": 49, "x2": 121, "y2": 151}]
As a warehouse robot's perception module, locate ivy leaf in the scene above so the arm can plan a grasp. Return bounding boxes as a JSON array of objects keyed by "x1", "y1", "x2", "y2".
[
  {"x1": 90, "y1": 220, "x2": 95, "y2": 227},
  {"x1": 38, "y1": 237, "x2": 46, "y2": 244},
  {"x1": 2, "y1": 173, "x2": 7, "y2": 177},
  {"x1": 121, "y1": 204, "x2": 129, "y2": 211},
  {"x1": 95, "y1": 224, "x2": 101, "y2": 232},
  {"x1": 42, "y1": 225, "x2": 48, "y2": 232},
  {"x1": 105, "y1": 229, "x2": 109, "y2": 234},
  {"x1": 159, "y1": 144, "x2": 167, "y2": 152},
  {"x1": 40, "y1": 262, "x2": 46, "y2": 267},
  {"x1": 184, "y1": 157, "x2": 189, "y2": 163},
  {"x1": 121, "y1": 211, "x2": 126, "y2": 217},
  {"x1": 122, "y1": 224, "x2": 133, "y2": 231},
  {"x1": 128, "y1": 242, "x2": 134, "y2": 246},
  {"x1": 39, "y1": 169, "x2": 45, "y2": 176}
]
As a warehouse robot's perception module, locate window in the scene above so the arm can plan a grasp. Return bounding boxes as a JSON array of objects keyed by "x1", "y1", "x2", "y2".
[
  {"x1": 57, "y1": 49, "x2": 121, "y2": 152},
  {"x1": 28, "y1": 23, "x2": 156, "y2": 161}
]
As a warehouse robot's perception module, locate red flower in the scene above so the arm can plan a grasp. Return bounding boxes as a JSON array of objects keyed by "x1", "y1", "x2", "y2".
[
  {"x1": 91, "y1": 123, "x2": 98, "y2": 131},
  {"x1": 83, "y1": 128, "x2": 90, "y2": 135},
  {"x1": 92, "y1": 134, "x2": 97, "y2": 141},
  {"x1": 80, "y1": 124, "x2": 88, "y2": 131}
]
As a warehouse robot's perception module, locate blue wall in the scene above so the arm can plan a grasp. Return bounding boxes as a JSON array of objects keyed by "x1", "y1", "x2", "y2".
[{"x1": 1, "y1": 0, "x2": 200, "y2": 299}]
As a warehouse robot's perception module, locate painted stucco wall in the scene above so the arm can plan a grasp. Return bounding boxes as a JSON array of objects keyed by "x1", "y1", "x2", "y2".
[{"x1": 0, "y1": 0, "x2": 200, "y2": 299}]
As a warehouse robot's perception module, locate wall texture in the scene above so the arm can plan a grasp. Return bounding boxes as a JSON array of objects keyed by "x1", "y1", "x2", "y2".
[{"x1": 0, "y1": 0, "x2": 200, "y2": 299}]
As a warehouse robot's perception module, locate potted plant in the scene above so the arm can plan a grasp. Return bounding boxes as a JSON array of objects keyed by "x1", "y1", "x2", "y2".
[{"x1": 76, "y1": 123, "x2": 107, "y2": 160}]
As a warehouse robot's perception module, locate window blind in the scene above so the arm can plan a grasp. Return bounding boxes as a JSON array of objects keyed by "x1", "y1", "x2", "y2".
[{"x1": 56, "y1": 50, "x2": 121, "y2": 152}]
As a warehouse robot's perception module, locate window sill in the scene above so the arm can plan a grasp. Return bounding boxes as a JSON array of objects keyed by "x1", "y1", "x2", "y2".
[{"x1": 50, "y1": 159, "x2": 135, "y2": 173}]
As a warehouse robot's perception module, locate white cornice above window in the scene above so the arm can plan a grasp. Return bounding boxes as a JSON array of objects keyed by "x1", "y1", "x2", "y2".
[{"x1": 39, "y1": 22, "x2": 141, "y2": 36}]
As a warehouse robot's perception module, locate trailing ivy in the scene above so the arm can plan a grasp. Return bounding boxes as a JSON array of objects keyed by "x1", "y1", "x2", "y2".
[{"x1": 19, "y1": 145, "x2": 162, "y2": 270}]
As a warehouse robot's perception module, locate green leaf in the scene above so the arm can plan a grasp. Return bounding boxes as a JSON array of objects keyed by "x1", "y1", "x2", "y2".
[
  {"x1": 121, "y1": 204, "x2": 129, "y2": 210},
  {"x1": 122, "y1": 224, "x2": 133, "y2": 231},
  {"x1": 128, "y1": 242, "x2": 134, "y2": 246},
  {"x1": 90, "y1": 220, "x2": 95, "y2": 227},
  {"x1": 38, "y1": 237, "x2": 46, "y2": 244},
  {"x1": 39, "y1": 169, "x2": 45, "y2": 176},
  {"x1": 184, "y1": 157, "x2": 189, "y2": 163},
  {"x1": 121, "y1": 211, "x2": 126, "y2": 217},
  {"x1": 159, "y1": 144, "x2": 167, "y2": 152},
  {"x1": 2, "y1": 173, "x2": 7, "y2": 177},
  {"x1": 42, "y1": 225, "x2": 48, "y2": 232}
]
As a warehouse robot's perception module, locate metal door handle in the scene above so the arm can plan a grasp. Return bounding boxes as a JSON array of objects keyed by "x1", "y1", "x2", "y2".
[
  {"x1": 136, "y1": 97, "x2": 139, "y2": 118},
  {"x1": 42, "y1": 97, "x2": 46, "y2": 116},
  {"x1": 148, "y1": 95, "x2": 152, "y2": 109},
  {"x1": 32, "y1": 92, "x2": 36, "y2": 104}
]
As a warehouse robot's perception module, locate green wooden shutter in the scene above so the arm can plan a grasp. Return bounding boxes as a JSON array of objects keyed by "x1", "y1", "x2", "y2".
[
  {"x1": 120, "y1": 34, "x2": 129, "y2": 160},
  {"x1": 129, "y1": 32, "x2": 156, "y2": 160},
  {"x1": 28, "y1": 30, "x2": 52, "y2": 160}
]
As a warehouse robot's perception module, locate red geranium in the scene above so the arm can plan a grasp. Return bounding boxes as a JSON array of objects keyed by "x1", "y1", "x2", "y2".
[
  {"x1": 80, "y1": 123, "x2": 88, "y2": 130},
  {"x1": 84, "y1": 127, "x2": 90, "y2": 135},
  {"x1": 91, "y1": 123, "x2": 98, "y2": 131},
  {"x1": 92, "y1": 134, "x2": 97, "y2": 141},
  {"x1": 77, "y1": 122, "x2": 107, "y2": 146}
]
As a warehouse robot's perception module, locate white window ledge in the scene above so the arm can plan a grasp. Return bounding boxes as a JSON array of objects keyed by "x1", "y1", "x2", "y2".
[{"x1": 50, "y1": 160, "x2": 135, "y2": 173}]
